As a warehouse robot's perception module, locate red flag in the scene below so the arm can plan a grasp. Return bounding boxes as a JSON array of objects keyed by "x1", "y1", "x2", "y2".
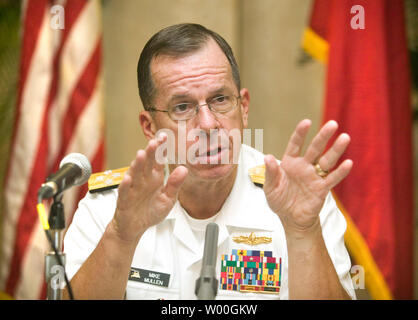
[
  {"x1": 303, "y1": 0, "x2": 413, "y2": 299},
  {"x1": 0, "y1": 0, "x2": 105, "y2": 299}
]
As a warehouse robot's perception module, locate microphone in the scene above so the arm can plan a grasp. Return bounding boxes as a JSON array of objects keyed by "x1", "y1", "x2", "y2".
[
  {"x1": 195, "y1": 222, "x2": 219, "y2": 300},
  {"x1": 38, "y1": 153, "x2": 92, "y2": 201}
]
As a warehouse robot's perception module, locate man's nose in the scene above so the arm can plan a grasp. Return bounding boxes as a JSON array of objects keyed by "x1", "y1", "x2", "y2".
[{"x1": 195, "y1": 105, "x2": 219, "y2": 131}]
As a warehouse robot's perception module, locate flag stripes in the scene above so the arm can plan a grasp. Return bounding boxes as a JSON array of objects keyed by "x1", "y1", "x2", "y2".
[{"x1": 1, "y1": 0, "x2": 105, "y2": 299}]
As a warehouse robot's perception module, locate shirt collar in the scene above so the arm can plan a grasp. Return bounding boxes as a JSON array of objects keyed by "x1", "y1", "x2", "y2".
[
  {"x1": 214, "y1": 145, "x2": 277, "y2": 232},
  {"x1": 165, "y1": 144, "x2": 277, "y2": 231}
]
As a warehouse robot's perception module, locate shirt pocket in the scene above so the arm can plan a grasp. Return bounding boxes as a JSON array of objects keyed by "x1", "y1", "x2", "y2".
[{"x1": 126, "y1": 280, "x2": 180, "y2": 300}]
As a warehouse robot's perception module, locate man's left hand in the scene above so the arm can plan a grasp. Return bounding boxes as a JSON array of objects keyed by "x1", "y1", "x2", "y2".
[{"x1": 263, "y1": 119, "x2": 353, "y2": 237}]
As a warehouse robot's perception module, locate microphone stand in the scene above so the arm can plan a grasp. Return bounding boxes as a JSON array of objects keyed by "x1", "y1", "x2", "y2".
[
  {"x1": 195, "y1": 223, "x2": 219, "y2": 300},
  {"x1": 44, "y1": 193, "x2": 66, "y2": 300}
]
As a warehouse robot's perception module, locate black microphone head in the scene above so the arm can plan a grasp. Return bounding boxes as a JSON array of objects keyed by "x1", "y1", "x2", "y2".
[{"x1": 59, "y1": 153, "x2": 92, "y2": 186}]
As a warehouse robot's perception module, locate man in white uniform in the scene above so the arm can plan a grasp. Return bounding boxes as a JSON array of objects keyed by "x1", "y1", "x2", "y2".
[{"x1": 64, "y1": 23, "x2": 356, "y2": 300}]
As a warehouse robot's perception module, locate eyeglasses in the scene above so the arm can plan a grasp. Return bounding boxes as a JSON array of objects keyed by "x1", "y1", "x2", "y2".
[{"x1": 147, "y1": 95, "x2": 241, "y2": 121}]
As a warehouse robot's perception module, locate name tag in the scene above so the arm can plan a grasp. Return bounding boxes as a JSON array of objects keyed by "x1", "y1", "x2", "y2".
[{"x1": 128, "y1": 267, "x2": 170, "y2": 288}]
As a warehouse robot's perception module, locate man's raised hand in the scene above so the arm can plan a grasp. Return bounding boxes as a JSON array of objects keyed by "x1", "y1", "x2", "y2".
[
  {"x1": 111, "y1": 133, "x2": 188, "y2": 243},
  {"x1": 263, "y1": 119, "x2": 353, "y2": 237}
]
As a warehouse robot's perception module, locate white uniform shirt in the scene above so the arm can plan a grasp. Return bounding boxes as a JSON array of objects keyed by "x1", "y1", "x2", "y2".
[{"x1": 64, "y1": 144, "x2": 356, "y2": 300}]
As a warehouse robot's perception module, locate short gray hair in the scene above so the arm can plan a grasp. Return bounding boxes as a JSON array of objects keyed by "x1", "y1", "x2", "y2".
[{"x1": 137, "y1": 23, "x2": 241, "y2": 110}]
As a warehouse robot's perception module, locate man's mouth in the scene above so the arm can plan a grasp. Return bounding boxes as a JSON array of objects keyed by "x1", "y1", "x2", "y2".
[
  {"x1": 203, "y1": 147, "x2": 222, "y2": 157},
  {"x1": 195, "y1": 146, "x2": 228, "y2": 163}
]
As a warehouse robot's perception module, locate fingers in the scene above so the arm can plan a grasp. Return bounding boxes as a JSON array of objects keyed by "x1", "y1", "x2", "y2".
[
  {"x1": 129, "y1": 150, "x2": 146, "y2": 189},
  {"x1": 304, "y1": 121, "x2": 351, "y2": 186},
  {"x1": 128, "y1": 134, "x2": 167, "y2": 188},
  {"x1": 282, "y1": 119, "x2": 353, "y2": 189},
  {"x1": 317, "y1": 133, "x2": 350, "y2": 172},
  {"x1": 324, "y1": 159, "x2": 353, "y2": 189},
  {"x1": 163, "y1": 165, "x2": 188, "y2": 199},
  {"x1": 283, "y1": 119, "x2": 312, "y2": 157},
  {"x1": 144, "y1": 133, "x2": 167, "y2": 175},
  {"x1": 117, "y1": 173, "x2": 133, "y2": 207},
  {"x1": 304, "y1": 120, "x2": 338, "y2": 164},
  {"x1": 263, "y1": 154, "x2": 281, "y2": 193},
  {"x1": 143, "y1": 139, "x2": 159, "y2": 175}
]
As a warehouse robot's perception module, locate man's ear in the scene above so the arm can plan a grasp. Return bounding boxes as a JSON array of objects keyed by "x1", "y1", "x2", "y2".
[
  {"x1": 139, "y1": 110, "x2": 156, "y2": 140},
  {"x1": 239, "y1": 88, "x2": 250, "y2": 128}
]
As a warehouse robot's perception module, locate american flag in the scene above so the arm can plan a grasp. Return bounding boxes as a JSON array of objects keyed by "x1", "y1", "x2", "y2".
[{"x1": 0, "y1": 0, "x2": 105, "y2": 299}]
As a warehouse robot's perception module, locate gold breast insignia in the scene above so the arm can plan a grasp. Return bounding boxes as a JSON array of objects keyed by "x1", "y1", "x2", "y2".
[{"x1": 232, "y1": 232, "x2": 272, "y2": 246}]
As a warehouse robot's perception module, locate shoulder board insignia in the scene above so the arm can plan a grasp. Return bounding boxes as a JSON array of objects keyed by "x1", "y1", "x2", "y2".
[
  {"x1": 88, "y1": 167, "x2": 129, "y2": 193},
  {"x1": 248, "y1": 164, "x2": 265, "y2": 187}
]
